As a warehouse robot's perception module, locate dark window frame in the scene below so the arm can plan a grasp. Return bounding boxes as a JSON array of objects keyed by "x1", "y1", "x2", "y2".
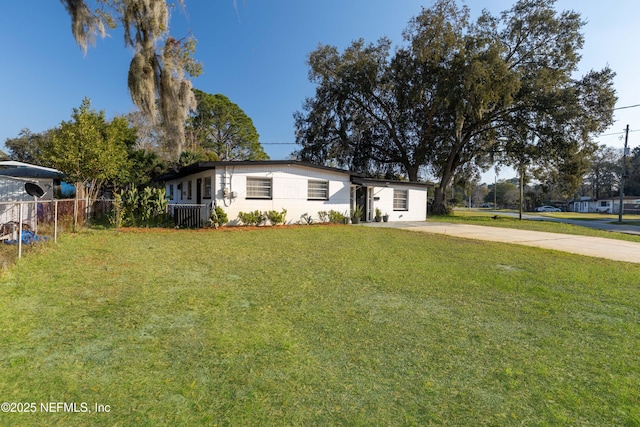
[
  {"x1": 393, "y1": 189, "x2": 408, "y2": 211},
  {"x1": 246, "y1": 177, "x2": 272, "y2": 200},
  {"x1": 203, "y1": 176, "x2": 212, "y2": 199},
  {"x1": 307, "y1": 180, "x2": 329, "y2": 200}
]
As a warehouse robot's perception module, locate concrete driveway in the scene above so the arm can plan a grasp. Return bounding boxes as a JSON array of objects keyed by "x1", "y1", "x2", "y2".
[{"x1": 362, "y1": 221, "x2": 640, "y2": 264}]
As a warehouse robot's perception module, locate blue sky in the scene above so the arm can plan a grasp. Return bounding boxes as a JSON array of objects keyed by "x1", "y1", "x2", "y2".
[{"x1": 1, "y1": 1, "x2": 638, "y2": 183}]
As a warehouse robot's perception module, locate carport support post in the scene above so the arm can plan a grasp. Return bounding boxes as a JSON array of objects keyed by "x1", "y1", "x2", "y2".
[
  {"x1": 18, "y1": 202, "x2": 23, "y2": 259},
  {"x1": 33, "y1": 196, "x2": 38, "y2": 235},
  {"x1": 54, "y1": 200, "x2": 58, "y2": 243}
]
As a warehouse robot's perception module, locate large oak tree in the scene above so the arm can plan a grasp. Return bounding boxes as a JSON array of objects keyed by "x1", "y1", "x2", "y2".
[{"x1": 294, "y1": 0, "x2": 616, "y2": 214}]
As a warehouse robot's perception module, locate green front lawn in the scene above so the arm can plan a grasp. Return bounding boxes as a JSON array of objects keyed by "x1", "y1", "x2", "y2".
[
  {"x1": 1, "y1": 226, "x2": 639, "y2": 425},
  {"x1": 538, "y1": 211, "x2": 640, "y2": 221}
]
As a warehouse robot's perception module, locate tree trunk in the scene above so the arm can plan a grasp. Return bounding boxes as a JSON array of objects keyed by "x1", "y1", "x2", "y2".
[
  {"x1": 405, "y1": 164, "x2": 419, "y2": 182},
  {"x1": 432, "y1": 186, "x2": 447, "y2": 215},
  {"x1": 432, "y1": 168, "x2": 454, "y2": 215},
  {"x1": 75, "y1": 182, "x2": 86, "y2": 200}
]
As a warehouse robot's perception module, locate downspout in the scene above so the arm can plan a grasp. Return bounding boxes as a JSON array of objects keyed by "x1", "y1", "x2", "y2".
[
  {"x1": 223, "y1": 166, "x2": 230, "y2": 207},
  {"x1": 212, "y1": 167, "x2": 217, "y2": 210},
  {"x1": 222, "y1": 166, "x2": 234, "y2": 207}
]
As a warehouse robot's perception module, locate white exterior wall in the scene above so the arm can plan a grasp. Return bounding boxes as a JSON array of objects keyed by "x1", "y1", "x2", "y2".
[
  {"x1": 0, "y1": 177, "x2": 55, "y2": 202},
  {"x1": 573, "y1": 200, "x2": 590, "y2": 213},
  {"x1": 0, "y1": 202, "x2": 37, "y2": 234},
  {"x1": 166, "y1": 164, "x2": 352, "y2": 224},
  {"x1": 165, "y1": 164, "x2": 429, "y2": 224},
  {"x1": 370, "y1": 186, "x2": 427, "y2": 221},
  {"x1": 572, "y1": 199, "x2": 619, "y2": 214},
  {"x1": 594, "y1": 200, "x2": 614, "y2": 213},
  {"x1": 0, "y1": 177, "x2": 54, "y2": 229},
  {"x1": 217, "y1": 164, "x2": 351, "y2": 224},
  {"x1": 0, "y1": 163, "x2": 62, "y2": 236},
  {"x1": 165, "y1": 170, "x2": 215, "y2": 205}
]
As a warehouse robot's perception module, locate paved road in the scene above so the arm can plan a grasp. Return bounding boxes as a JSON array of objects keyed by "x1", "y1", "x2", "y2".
[
  {"x1": 362, "y1": 221, "x2": 640, "y2": 264},
  {"x1": 483, "y1": 210, "x2": 640, "y2": 235}
]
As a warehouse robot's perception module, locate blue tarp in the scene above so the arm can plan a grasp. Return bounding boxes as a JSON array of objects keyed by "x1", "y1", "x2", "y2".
[{"x1": 3, "y1": 230, "x2": 49, "y2": 245}]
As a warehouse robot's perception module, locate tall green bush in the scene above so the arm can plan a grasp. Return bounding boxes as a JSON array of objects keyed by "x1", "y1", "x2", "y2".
[
  {"x1": 121, "y1": 187, "x2": 139, "y2": 226},
  {"x1": 115, "y1": 187, "x2": 168, "y2": 227},
  {"x1": 110, "y1": 192, "x2": 124, "y2": 228}
]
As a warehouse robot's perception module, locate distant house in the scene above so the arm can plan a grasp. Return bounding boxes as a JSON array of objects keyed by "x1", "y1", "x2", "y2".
[
  {"x1": 156, "y1": 161, "x2": 429, "y2": 226},
  {"x1": 0, "y1": 161, "x2": 64, "y2": 202},
  {"x1": 572, "y1": 196, "x2": 640, "y2": 214},
  {"x1": 0, "y1": 161, "x2": 65, "y2": 239}
]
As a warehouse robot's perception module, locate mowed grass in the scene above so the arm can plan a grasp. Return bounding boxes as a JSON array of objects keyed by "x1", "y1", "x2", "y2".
[
  {"x1": 539, "y1": 212, "x2": 640, "y2": 221},
  {"x1": 1, "y1": 226, "x2": 639, "y2": 426},
  {"x1": 464, "y1": 209, "x2": 640, "y2": 222},
  {"x1": 433, "y1": 210, "x2": 640, "y2": 243}
]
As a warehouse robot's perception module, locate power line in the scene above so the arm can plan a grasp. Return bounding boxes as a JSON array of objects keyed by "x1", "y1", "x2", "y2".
[
  {"x1": 614, "y1": 103, "x2": 640, "y2": 111},
  {"x1": 600, "y1": 129, "x2": 639, "y2": 137},
  {"x1": 599, "y1": 104, "x2": 640, "y2": 137}
]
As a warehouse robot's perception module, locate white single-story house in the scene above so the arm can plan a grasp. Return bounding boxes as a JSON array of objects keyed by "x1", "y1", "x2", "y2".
[
  {"x1": 572, "y1": 196, "x2": 640, "y2": 214},
  {"x1": 156, "y1": 161, "x2": 429, "y2": 226}
]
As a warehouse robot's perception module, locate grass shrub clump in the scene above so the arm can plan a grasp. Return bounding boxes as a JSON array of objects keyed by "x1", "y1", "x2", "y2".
[
  {"x1": 317, "y1": 210, "x2": 347, "y2": 224},
  {"x1": 265, "y1": 208, "x2": 287, "y2": 225},
  {"x1": 237, "y1": 209, "x2": 287, "y2": 226},
  {"x1": 237, "y1": 210, "x2": 265, "y2": 226},
  {"x1": 0, "y1": 226, "x2": 639, "y2": 425}
]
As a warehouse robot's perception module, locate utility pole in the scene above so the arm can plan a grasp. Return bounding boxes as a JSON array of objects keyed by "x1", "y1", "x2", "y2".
[
  {"x1": 519, "y1": 165, "x2": 524, "y2": 221},
  {"x1": 618, "y1": 124, "x2": 630, "y2": 222},
  {"x1": 494, "y1": 173, "x2": 497, "y2": 209}
]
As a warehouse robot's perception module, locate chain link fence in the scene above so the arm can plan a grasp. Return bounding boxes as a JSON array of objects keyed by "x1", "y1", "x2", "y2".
[
  {"x1": 0, "y1": 199, "x2": 213, "y2": 269},
  {"x1": 0, "y1": 199, "x2": 116, "y2": 267}
]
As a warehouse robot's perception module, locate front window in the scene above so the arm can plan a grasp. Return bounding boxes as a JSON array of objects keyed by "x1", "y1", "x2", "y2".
[
  {"x1": 169, "y1": 184, "x2": 174, "y2": 200},
  {"x1": 393, "y1": 189, "x2": 408, "y2": 211},
  {"x1": 187, "y1": 180, "x2": 192, "y2": 199},
  {"x1": 204, "y1": 177, "x2": 212, "y2": 199},
  {"x1": 308, "y1": 180, "x2": 329, "y2": 200},
  {"x1": 246, "y1": 177, "x2": 272, "y2": 199}
]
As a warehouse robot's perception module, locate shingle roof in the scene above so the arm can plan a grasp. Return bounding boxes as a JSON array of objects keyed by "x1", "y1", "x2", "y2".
[
  {"x1": 154, "y1": 160, "x2": 354, "y2": 182},
  {"x1": 154, "y1": 160, "x2": 433, "y2": 187}
]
